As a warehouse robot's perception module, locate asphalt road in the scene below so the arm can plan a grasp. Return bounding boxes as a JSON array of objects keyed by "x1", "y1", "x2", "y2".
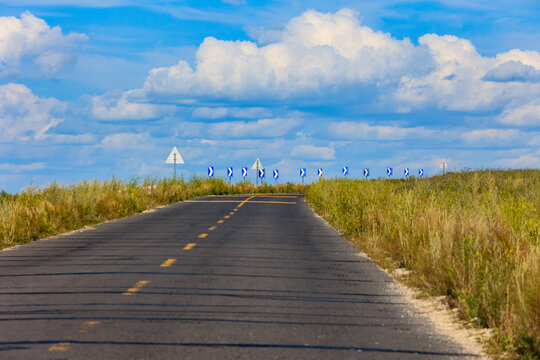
[{"x1": 0, "y1": 194, "x2": 477, "y2": 359}]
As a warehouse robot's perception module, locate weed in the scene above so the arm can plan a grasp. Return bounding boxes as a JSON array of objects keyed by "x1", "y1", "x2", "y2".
[{"x1": 306, "y1": 170, "x2": 540, "y2": 358}]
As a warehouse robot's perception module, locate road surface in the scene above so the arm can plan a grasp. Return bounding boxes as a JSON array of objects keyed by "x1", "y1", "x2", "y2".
[{"x1": 0, "y1": 194, "x2": 477, "y2": 359}]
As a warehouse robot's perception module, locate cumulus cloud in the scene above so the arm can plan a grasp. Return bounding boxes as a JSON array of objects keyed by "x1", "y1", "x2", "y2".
[
  {"x1": 0, "y1": 12, "x2": 87, "y2": 78},
  {"x1": 482, "y1": 61, "x2": 540, "y2": 83},
  {"x1": 135, "y1": 7, "x2": 540, "y2": 122},
  {"x1": 91, "y1": 91, "x2": 174, "y2": 121},
  {"x1": 394, "y1": 37, "x2": 540, "y2": 112},
  {"x1": 0, "y1": 83, "x2": 66, "y2": 141},
  {"x1": 140, "y1": 9, "x2": 426, "y2": 100},
  {"x1": 498, "y1": 103, "x2": 540, "y2": 126}
]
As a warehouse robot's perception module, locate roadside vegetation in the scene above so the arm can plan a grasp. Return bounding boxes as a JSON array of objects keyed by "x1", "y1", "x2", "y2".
[
  {"x1": 0, "y1": 176, "x2": 307, "y2": 249},
  {"x1": 306, "y1": 169, "x2": 540, "y2": 359}
]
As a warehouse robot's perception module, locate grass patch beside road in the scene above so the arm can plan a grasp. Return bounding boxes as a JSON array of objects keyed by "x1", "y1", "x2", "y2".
[
  {"x1": 0, "y1": 176, "x2": 306, "y2": 249},
  {"x1": 306, "y1": 170, "x2": 539, "y2": 358}
]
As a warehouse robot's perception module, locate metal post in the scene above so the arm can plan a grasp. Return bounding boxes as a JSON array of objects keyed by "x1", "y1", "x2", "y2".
[
  {"x1": 256, "y1": 163, "x2": 259, "y2": 186},
  {"x1": 173, "y1": 153, "x2": 177, "y2": 181}
]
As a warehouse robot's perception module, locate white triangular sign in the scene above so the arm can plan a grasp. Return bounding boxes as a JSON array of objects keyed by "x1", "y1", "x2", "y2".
[
  {"x1": 165, "y1": 147, "x2": 184, "y2": 164},
  {"x1": 440, "y1": 160, "x2": 448, "y2": 169},
  {"x1": 251, "y1": 158, "x2": 263, "y2": 170}
]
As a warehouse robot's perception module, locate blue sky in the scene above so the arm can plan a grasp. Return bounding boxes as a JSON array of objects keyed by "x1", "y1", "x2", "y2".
[{"x1": 1, "y1": 0, "x2": 539, "y2": 191}]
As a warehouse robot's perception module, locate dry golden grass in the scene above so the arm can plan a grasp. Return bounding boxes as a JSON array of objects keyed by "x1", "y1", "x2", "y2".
[{"x1": 306, "y1": 169, "x2": 539, "y2": 359}]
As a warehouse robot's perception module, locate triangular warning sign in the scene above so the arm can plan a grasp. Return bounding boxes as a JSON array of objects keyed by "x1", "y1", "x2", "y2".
[
  {"x1": 165, "y1": 147, "x2": 184, "y2": 164},
  {"x1": 251, "y1": 158, "x2": 263, "y2": 170}
]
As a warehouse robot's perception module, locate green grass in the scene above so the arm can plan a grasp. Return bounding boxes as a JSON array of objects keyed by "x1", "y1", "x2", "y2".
[
  {"x1": 306, "y1": 169, "x2": 540, "y2": 358},
  {"x1": 0, "y1": 176, "x2": 307, "y2": 249}
]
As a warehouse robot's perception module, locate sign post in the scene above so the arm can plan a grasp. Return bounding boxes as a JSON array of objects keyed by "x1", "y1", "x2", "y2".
[
  {"x1": 251, "y1": 158, "x2": 263, "y2": 186},
  {"x1": 317, "y1": 168, "x2": 323, "y2": 178},
  {"x1": 165, "y1": 147, "x2": 184, "y2": 181},
  {"x1": 242, "y1": 167, "x2": 248, "y2": 181},
  {"x1": 363, "y1": 168, "x2": 369, "y2": 178},
  {"x1": 342, "y1": 166, "x2": 349, "y2": 177},
  {"x1": 273, "y1": 169, "x2": 279, "y2": 184},
  {"x1": 227, "y1": 167, "x2": 233, "y2": 182},
  {"x1": 440, "y1": 160, "x2": 448, "y2": 175},
  {"x1": 387, "y1": 167, "x2": 393, "y2": 177},
  {"x1": 300, "y1": 168, "x2": 306, "y2": 184}
]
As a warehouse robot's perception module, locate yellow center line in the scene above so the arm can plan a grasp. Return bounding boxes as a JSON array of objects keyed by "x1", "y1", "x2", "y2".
[
  {"x1": 49, "y1": 321, "x2": 101, "y2": 351},
  {"x1": 79, "y1": 321, "x2": 100, "y2": 334},
  {"x1": 208, "y1": 226, "x2": 217, "y2": 231},
  {"x1": 187, "y1": 194, "x2": 298, "y2": 198},
  {"x1": 224, "y1": 215, "x2": 230, "y2": 219},
  {"x1": 185, "y1": 199, "x2": 295, "y2": 204},
  {"x1": 160, "y1": 258, "x2": 176, "y2": 267},
  {"x1": 237, "y1": 195, "x2": 255, "y2": 208},
  {"x1": 184, "y1": 243, "x2": 197, "y2": 250},
  {"x1": 245, "y1": 201, "x2": 296, "y2": 204},
  {"x1": 229, "y1": 212, "x2": 234, "y2": 215},
  {"x1": 233, "y1": 208, "x2": 238, "y2": 211},
  {"x1": 217, "y1": 220, "x2": 224, "y2": 224},
  {"x1": 49, "y1": 341, "x2": 71, "y2": 352},
  {"x1": 198, "y1": 233, "x2": 208, "y2": 238},
  {"x1": 185, "y1": 200, "x2": 242, "y2": 203},
  {"x1": 122, "y1": 280, "x2": 149, "y2": 296}
]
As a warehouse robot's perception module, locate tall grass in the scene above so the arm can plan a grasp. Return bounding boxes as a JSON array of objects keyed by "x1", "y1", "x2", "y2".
[
  {"x1": 0, "y1": 176, "x2": 307, "y2": 249},
  {"x1": 306, "y1": 170, "x2": 540, "y2": 358}
]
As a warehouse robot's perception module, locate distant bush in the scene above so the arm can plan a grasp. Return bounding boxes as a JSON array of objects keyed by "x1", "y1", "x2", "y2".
[
  {"x1": 306, "y1": 170, "x2": 540, "y2": 358},
  {"x1": 0, "y1": 176, "x2": 307, "y2": 249}
]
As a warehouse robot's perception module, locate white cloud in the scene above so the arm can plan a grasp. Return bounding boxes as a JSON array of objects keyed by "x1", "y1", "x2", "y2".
[
  {"x1": 496, "y1": 154, "x2": 540, "y2": 168},
  {"x1": 200, "y1": 139, "x2": 216, "y2": 145},
  {"x1": 101, "y1": 132, "x2": 152, "y2": 150},
  {"x1": 135, "y1": 7, "x2": 540, "y2": 123},
  {"x1": 140, "y1": 9, "x2": 424, "y2": 100},
  {"x1": 460, "y1": 128, "x2": 521, "y2": 144},
  {"x1": 48, "y1": 134, "x2": 96, "y2": 144},
  {"x1": 483, "y1": 61, "x2": 540, "y2": 83},
  {"x1": 498, "y1": 103, "x2": 540, "y2": 126},
  {"x1": 290, "y1": 144, "x2": 335, "y2": 160},
  {"x1": 328, "y1": 121, "x2": 436, "y2": 140},
  {"x1": 394, "y1": 36, "x2": 540, "y2": 112},
  {"x1": 495, "y1": 49, "x2": 540, "y2": 69},
  {"x1": 0, "y1": 83, "x2": 66, "y2": 141},
  {"x1": 192, "y1": 106, "x2": 271, "y2": 119},
  {"x1": 0, "y1": 162, "x2": 45, "y2": 173},
  {"x1": 91, "y1": 91, "x2": 173, "y2": 121},
  {"x1": 0, "y1": 12, "x2": 87, "y2": 78},
  {"x1": 192, "y1": 107, "x2": 228, "y2": 119}
]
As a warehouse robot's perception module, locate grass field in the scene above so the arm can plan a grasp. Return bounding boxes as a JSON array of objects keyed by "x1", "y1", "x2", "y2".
[
  {"x1": 2, "y1": 170, "x2": 538, "y2": 358},
  {"x1": 0, "y1": 176, "x2": 306, "y2": 249},
  {"x1": 306, "y1": 170, "x2": 539, "y2": 358}
]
